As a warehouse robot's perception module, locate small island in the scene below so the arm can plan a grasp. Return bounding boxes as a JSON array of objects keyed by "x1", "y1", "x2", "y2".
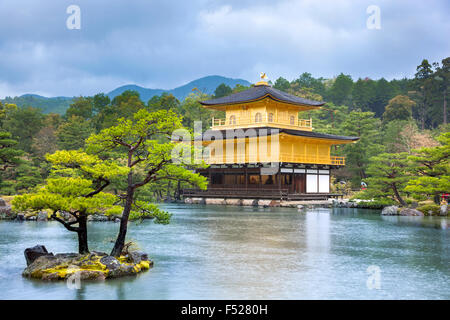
[
  {"x1": 1, "y1": 108, "x2": 207, "y2": 281},
  {"x1": 23, "y1": 245, "x2": 152, "y2": 281}
]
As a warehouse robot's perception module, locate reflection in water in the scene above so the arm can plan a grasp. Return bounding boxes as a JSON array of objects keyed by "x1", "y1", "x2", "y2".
[
  {"x1": 75, "y1": 283, "x2": 86, "y2": 300},
  {"x1": 0, "y1": 205, "x2": 448, "y2": 300},
  {"x1": 382, "y1": 215, "x2": 449, "y2": 230},
  {"x1": 306, "y1": 210, "x2": 330, "y2": 252}
]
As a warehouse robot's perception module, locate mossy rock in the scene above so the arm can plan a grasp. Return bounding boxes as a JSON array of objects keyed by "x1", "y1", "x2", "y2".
[
  {"x1": 417, "y1": 204, "x2": 441, "y2": 216},
  {"x1": 22, "y1": 249, "x2": 153, "y2": 281}
]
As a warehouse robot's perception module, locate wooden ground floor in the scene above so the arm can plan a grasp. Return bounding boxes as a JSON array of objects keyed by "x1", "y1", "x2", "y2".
[{"x1": 182, "y1": 163, "x2": 343, "y2": 200}]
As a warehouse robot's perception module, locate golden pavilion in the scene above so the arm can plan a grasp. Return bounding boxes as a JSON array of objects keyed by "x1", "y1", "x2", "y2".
[{"x1": 183, "y1": 76, "x2": 359, "y2": 200}]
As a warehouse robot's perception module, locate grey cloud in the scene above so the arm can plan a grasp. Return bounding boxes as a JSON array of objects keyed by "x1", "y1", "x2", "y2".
[{"x1": 0, "y1": 0, "x2": 448, "y2": 97}]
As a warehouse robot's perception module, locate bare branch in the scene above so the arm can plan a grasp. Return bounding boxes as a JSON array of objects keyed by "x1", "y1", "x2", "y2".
[
  {"x1": 50, "y1": 212, "x2": 79, "y2": 232},
  {"x1": 131, "y1": 159, "x2": 169, "y2": 189},
  {"x1": 113, "y1": 138, "x2": 132, "y2": 149},
  {"x1": 84, "y1": 178, "x2": 110, "y2": 198}
]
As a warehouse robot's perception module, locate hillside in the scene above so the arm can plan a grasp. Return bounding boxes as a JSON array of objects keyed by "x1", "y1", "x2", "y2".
[
  {"x1": 1, "y1": 94, "x2": 74, "y2": 114},
  {"x1": 107, "y1": 75, "x2": 251, "y2": 102},
  {"x1": 1, "y1": 75, "x2": 251, "y2": 114}
]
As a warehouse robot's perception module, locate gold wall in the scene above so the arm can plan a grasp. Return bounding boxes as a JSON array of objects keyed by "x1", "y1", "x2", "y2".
[
  {"x1": 206, "y1": 133, "x2": 346, "y2": 166},
  {"x1": 211, "y1": 98, "x2": 313, "y2": 131}
]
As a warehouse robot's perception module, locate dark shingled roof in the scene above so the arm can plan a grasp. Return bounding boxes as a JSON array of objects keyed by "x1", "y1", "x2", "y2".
[
  {"x1": 195, "y1": 127, "x2": 359, "y2": 142},
  {"x1": 200, "y1": 84, "x2": 325, "y2": 107}
]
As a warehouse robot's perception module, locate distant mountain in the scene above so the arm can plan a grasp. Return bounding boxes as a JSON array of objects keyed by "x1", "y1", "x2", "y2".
[
  {"x1": 1, "y1": 75, "x2": 251, "y2": 114},
  {"x1": 107, "y1": 85, "x2": 165, "y2": 103},
  {"x1": 107, "y1": 75, "x2": 251, "y2": 102}
]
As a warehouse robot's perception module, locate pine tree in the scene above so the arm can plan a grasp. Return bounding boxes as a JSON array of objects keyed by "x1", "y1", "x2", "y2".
[
  {"x1": 86, "y1": 109, "x2": 207, "y2": 256},
  {"x1": 363, "y1": 153, "x2": 411, "y2": 206},
  {"x1": 13, "y1": 150, "x2": 128, "y2": 253},
  {"x1": 405, "y1": 132, "x2": 450, "y2": 203},
  {"x1": 340, "y1": 110, "x2": 384, "y2": 185},
  {"x1": 0, "y1": 131, "x2": 23, "y2": 171}
]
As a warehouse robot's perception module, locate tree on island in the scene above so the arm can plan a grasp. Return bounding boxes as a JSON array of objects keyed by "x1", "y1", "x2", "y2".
[
  {"x1": 86, "y1": 109, "x2": 207, "y2": 257},
  {"x1": 12, "y1": 150, "x2": 128, "y2": 253}
]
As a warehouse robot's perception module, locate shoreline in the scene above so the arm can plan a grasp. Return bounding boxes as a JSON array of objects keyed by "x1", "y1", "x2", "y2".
[{"x1": 1, "y1": 196, "x2": 447, "y2": 222}]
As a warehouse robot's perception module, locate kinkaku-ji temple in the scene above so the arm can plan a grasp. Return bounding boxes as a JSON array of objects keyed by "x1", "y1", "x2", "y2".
[{"x1": 182, "y1": 75, "x2": 359, "y2": 201}]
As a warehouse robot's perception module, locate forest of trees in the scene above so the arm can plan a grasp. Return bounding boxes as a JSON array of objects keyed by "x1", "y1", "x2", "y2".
[{"x1": 0, "y1": 57, "x2": 448, "y2": 212}]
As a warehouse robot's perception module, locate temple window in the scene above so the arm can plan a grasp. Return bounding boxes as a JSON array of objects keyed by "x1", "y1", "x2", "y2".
[
  {"x1": 268, "y1": 113, "x2": 274, "y2": 122},
  {"x1": 290, "y1": 115, "x2": 295, "y2": 125},
  {"x1": 229, "y1": 115, "x2": 236, "y2": 125},
  {"x1": 255, "y1": 112, "x2": 262, "y2": 123}
]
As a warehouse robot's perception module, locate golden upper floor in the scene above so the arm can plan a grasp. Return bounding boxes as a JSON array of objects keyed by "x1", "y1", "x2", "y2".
[
  {"x1": 211, "y1": 103, "x2": 313, "y2": 131},
  {"x1": 201, "y1": 82, "x2": 324, "y2": 131}
]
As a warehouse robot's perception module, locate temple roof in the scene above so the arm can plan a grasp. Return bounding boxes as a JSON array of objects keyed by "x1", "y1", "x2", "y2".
[
  {"x1": 195, "y1": 127, "x2": 359, "y2": 143},
  {"x1": 200, "y1": 84, "x2": 325, "y2": 108}
]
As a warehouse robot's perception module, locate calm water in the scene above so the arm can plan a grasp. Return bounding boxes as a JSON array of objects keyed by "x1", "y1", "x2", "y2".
[{"x1": 0, "y1": 204, "x2": 449, "y2": 300}]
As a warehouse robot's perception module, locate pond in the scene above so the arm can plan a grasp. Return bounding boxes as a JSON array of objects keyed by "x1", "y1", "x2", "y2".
[{"x1": 0, "y1": 204, "x2": 449, "y2": 300}]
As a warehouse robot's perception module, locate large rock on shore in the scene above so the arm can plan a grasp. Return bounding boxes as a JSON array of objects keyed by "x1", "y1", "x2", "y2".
[
  {"x1": 24, "y1": 245, "x2": 54, "y2": 266},
  {"x1": 381, "y1": 206, "x2": 399, "y2": 215},
  {"x1": 381, "y1": 206, "x2": 429, "y2": 216},
  {"x1": 22, "y1": 246, "x2": 153, "y2": 281},
  {"x1": 399, "y1": 208, "x2": 424, "y2": 216}
]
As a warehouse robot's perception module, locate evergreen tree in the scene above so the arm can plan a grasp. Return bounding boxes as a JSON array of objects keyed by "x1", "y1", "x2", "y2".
[
  {"x1": 214, "y1": 83, "x2": 232, "y2": 98},
  {"x1": 373, "y1": 78, "x2": 395, "y2": 117},
  {"x1": 434, "y1": 57, "x2": 450, "y2": 126},
  {"x1": 405, "y1": 132, "x2": 450, "y2": 203},
  {"x1": 413, "y1": 59, "x2": 435, "y2": 129},
  {"x1": 329, "y1": 73, "x2": 353, "y2": 106},
  {"x1": 382, "y1": 95, "x2": 415, "y2": 123},
  {"x1": 232, "y1": 84, "x2": 250, "y2": 93},
  {"x1": 180, "y1": 91, "x2": 219, "y2": 130},
  {"x1": 352, "y1": 78, "x2": 376, "y2": 111},
  {"x1": 13, "y1": 160, "x2": 43, "y2": 193},
  {"x1": 56, "y1": 116, "x2": 94, "y2": 150},
  {"x1": 65, "y1": 96, "x2": 94, "y2": 120},
  {"x1": 340, "y1": 110, "x2": 384, "y2": 185},
  {"x1": 0, "y1": 131, "x2": 23, "y2": 172},
  {"x1": 363, "y1": 152, "x2": 410, "y2": 206},
  {"x1": 3, "y1": 106, "x2": 44, "y2": 153},
  {"x1": 273, "y1": 77, "x2": 290, "y2": 92},
  {"x1": 92, "y1": 93, "x2": 111, "y2": 114},
  {"x1": 13, "y1": 150, "x2": 128, "y2": 253},
  {"x1": 86, "y1": 109, "x2": 208, "y2": 256},
  {"x1": 292, "y1": 72, "x2": 326, "y2": 97}
]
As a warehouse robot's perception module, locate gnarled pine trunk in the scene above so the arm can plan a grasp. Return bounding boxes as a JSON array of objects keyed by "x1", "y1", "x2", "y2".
[
  {"x1": 77, "y1": 213, "x2": 89, "y2": 254},
  {"x1": 392, "y1": 183, "x2": 406, "y2": 206},
  {"x1": 110, "y1": 173, "x2": 135, "y2": 257}
]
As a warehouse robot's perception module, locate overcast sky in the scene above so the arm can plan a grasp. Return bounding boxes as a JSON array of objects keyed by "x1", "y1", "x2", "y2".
[{"x1": 0, "y1": 0, "x2": 449, "y2": 98}]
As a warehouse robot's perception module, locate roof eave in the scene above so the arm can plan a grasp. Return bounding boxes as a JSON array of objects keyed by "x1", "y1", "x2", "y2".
[{"x1": 200, "y1": 94, "x2": 325, "y2": 109}]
